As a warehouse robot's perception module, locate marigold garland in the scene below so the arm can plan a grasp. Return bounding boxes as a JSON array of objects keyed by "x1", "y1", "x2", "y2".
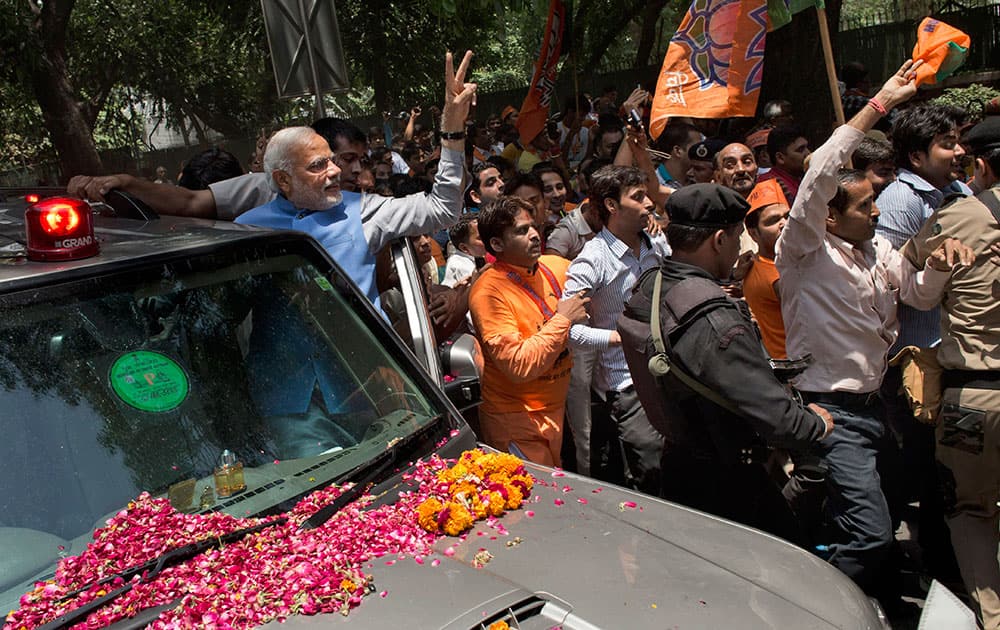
[
  {"x1": 416, "y1": 449, "x2": 533, "y2": 536},
  {"x1": 5, "y1": 449, "x2": 535, "y2": 630}
]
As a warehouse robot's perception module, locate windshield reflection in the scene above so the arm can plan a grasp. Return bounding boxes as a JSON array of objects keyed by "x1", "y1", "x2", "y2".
[{"x1": 0, "y1": 244, "x2": 450, "y2": 612}]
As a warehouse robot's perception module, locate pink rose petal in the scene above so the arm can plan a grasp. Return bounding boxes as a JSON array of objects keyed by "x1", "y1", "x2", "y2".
[
  {"x1": 554, "y1": 498, "x2": 565, "y2": 506},
  {"x1": 577, "y1": 497, "x2": 588, "y2": 504},
  {"x1": 525, "y1": 510, "x2": 535, "y2": 517}
]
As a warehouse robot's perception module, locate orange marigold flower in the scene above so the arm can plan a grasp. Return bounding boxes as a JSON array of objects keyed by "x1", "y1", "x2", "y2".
[
  {"x1": 442, "y1": 502, "x2": 474, "y2": 536},
  {"x1": 481, "y1": 453, "x2": 523, "y2": 477},
  {"x1": 482, "y1": 490, "x2": 506, "y2": 517},
  {"x1": 417, "y1": 497, "x2": 445, "y2": 532},
  {"x1": 503, "y1": 484, "x2": 524, "y2": 510}
]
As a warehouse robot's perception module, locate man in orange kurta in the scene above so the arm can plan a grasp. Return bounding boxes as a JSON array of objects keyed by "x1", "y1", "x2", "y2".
[{"x1": 469, "y1": 197, "x2": 590, "y2": 465}]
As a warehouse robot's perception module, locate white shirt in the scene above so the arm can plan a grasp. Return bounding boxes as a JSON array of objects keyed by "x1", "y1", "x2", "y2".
[{"x1": 775, "y1": 126, "x2": 949, "y2": 394}]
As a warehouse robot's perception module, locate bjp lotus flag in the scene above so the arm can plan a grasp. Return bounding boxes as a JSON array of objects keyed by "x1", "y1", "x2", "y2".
[
  {"x1": 911, "y1": 18, "x2": 970, "y2": 87},
  {"x1": 650, "y1": 0, "x2": 768, "y2": 139},
  {"x1": 516, "y1": 0, "x2": 568, "y2": 145}
]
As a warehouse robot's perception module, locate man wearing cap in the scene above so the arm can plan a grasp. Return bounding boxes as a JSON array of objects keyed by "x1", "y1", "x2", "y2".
[
  {"x1": 902, "y1": 116, "x2": 1000, "y2": 629},
  {"x1": 775, "y1": 60, "x2": 974, "y2": 603},
  {"x1": 686, "y1": 139, "x2": 725, "y2": 185},
  {"x1": 743, "y1": 179, "x2": 790, "y2": 359},
  {"x1": 619, "y1": 183, "x2": 834, "y2": 542}
]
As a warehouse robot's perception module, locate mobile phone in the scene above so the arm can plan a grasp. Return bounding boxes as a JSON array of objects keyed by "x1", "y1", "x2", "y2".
[{"x1": 627, "y1": 109, "x2": 643, "y2": 131}]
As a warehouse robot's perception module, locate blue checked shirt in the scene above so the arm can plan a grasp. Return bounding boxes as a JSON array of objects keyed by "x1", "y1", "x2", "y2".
[
  {"x1": 565, "y1": 228, "x2": 670, "y2": 397},
  {"x1": 875, "y1": 169, "x2": 970, "y2": 350}
]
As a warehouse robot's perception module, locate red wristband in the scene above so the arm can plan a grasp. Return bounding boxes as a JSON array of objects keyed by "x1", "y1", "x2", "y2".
[{"x1": 867, "y1": 97, "x2": 887, "y2": 116}]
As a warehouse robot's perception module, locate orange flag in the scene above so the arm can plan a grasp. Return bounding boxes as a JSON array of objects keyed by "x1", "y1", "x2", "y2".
[
  {"x1": 911, "y1": 17, "x2": 970, "y2": 87},
  {"x1": 650, "y1": 0, "x2": 768, "y2": 139},
  {"x1": 516, "y1": 0, "x2": 568, "y2": 145}
]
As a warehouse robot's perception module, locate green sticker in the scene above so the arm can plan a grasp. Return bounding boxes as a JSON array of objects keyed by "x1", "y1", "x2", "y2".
[
  {"x1": 313, "y1": 275, "x2": 334, "y2": 292},
  {"x1": 109, "y1": 351, "x2": 189, "y2": 412}
]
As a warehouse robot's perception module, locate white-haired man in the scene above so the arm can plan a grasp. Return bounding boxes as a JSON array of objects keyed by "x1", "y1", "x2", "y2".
[{"x1": 234, "y1": 52, "x2": 476, "y2": 305}]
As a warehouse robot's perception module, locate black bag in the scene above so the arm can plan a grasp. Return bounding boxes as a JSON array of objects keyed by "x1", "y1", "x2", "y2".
[{"x1": 617, "y1": 268, "x2": 743, "y2": 438}]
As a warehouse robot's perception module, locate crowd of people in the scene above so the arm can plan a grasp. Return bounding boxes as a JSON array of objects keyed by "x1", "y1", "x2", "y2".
[{"x1": 67, "y1": 51, "x2": 1000, "y2": 627}]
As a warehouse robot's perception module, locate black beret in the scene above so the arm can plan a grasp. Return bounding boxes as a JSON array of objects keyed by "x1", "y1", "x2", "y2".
[
  {"x1": 666, "y1": 183, "x2": 749, "y2": 228},
  {"x1": 964, "y1": 116, "x2": 1000, "y2": 154},
  {"x1": 687, "y1": 138, "x2": 728, "y2": 163}
]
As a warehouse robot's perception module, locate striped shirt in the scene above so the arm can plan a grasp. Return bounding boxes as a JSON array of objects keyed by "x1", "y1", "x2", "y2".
[
  {"x1": 565, "y1": 228, "x2": 670, "y2": 397},
  {"x1": 876, "y1": 169, "x2": 970, "y2": 350}
]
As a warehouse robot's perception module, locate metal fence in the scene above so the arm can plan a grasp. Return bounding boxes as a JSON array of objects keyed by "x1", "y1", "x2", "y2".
[{"x1": 836, "y1": 1, "x2": 1000, "y2": 84}]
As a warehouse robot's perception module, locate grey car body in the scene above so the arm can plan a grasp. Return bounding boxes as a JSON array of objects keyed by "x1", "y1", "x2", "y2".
[{"x1": 0, "y1": 194, "x2": 882, "y2": 629}]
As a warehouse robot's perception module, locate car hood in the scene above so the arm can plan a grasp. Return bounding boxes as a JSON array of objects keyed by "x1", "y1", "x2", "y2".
[{"x1": 273, "y1": 460, "x2": 880, "y2": 629}]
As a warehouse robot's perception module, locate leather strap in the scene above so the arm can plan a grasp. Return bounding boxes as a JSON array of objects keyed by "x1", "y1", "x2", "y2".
[{"x1": 649, "y1": 270, "x2": 747, "y2": 418}]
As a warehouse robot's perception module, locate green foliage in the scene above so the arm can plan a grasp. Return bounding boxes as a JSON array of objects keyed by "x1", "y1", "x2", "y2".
[
  {"x1": 0, "y1": 0, "x2": 685, "y2": 174},
  {"x1": 932, "y1": 84, "x2": 1000, "y2": 119},
  {"x1": 0, "y1": 83, "x2": 51, "y2": 168}
]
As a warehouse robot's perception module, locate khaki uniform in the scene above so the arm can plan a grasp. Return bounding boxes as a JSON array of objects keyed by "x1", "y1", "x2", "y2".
[{"x1": 902, "y1": 186, "x2": 1000, "y2": 628}]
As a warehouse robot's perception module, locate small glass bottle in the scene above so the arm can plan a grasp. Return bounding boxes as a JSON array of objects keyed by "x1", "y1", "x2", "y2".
[{"x1": 214, "y1": 449, "x2": 246, "y2": 497}]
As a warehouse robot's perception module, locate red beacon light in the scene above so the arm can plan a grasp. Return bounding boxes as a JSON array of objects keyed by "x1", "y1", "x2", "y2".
[
  {"x1": 25, "y1": 193, "x2": 40, "y2": 204},
  {"x1": 25, "y1": 197, "x2": 100, "y2": 262}
]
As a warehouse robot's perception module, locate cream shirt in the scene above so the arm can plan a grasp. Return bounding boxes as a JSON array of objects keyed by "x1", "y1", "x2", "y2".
[{"x1": 775, "y1": 125, "x2": 949, "y2": 393}]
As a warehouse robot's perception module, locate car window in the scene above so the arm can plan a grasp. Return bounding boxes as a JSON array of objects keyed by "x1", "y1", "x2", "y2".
[
  {"x1": 376, "y1": 239, "x2": 443, "y2": 382},
  {"x1": 0, "y1": 241, "x2": 453, "y2": 611}
]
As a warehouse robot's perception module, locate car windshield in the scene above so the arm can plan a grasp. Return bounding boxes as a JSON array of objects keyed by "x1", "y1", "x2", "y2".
[{"x1": 0, "y1": 240, "x2": 452, "y2": 612}]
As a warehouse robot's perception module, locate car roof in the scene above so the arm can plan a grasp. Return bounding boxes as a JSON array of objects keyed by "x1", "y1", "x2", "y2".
[{"x1": 0, "y1": 195, "x2": 282, "y2": 290}]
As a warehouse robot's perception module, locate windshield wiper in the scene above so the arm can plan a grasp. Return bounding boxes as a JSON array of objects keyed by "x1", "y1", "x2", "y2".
[
  {"x1": 299, "y1": 443, "x2": 398, "y2": 531},
  {"x1": 39, "y1": 518, "x2": 287, "y2": 630}
]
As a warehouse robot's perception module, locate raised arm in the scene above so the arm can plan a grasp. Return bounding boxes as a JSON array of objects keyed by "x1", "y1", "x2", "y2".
[
  {"x1": 362, "y1": 51, "x2": 478, "y2": 251},
  {"x1": 777, "y1": 60, "x2": 923, "y2": 263}
]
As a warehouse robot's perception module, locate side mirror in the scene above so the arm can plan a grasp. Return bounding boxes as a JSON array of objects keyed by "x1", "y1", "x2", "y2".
[
  {"x1": 441, "y1": 333, "x2": 483, "y2": 382},
  {"x1": 440, "y1": 333, "x2": 483, "y2": 422}
]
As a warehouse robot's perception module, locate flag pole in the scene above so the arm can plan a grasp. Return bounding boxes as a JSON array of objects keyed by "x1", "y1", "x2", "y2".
[{"x1": 816, "y1": 6, "x2": 845, "y2": 126}]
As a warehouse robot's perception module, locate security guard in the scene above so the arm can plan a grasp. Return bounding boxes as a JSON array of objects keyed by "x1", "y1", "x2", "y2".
[
  {"x1": 619, "y1": 183, "x2": 833, "y2": 544},
  {"x1": 901, "y1": 116, "x2": 1000, "y2": 629}
]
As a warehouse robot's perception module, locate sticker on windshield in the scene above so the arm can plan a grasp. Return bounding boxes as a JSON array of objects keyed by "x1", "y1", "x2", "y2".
[
  {"x1": 109, "y1": 351, "x2": 189, "y2": 412},
  {"x1": 313, "y1": 275, "x2": 334, "y2": 292}
]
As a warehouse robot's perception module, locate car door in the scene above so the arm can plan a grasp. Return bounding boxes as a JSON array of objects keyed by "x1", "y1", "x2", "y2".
[{"x1": 378, "y1": 238, "x2": 482, "y2": 422}]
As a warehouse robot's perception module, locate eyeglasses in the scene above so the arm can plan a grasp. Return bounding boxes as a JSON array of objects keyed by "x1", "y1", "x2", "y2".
[{"x1": 304, "y1": 155, "x2": 337, "y2": 173}]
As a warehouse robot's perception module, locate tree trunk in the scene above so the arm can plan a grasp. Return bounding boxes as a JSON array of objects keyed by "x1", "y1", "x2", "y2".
[
  {"x1": 368, "y1": 0, "x2": 391, "y2": 115},
  {"x1": 634, "y1": 0, "x2": 668, "y2": 67},
  {"x1": 32, "y1": 0, "x2": 103, "y2": 181},
  {"x1": 759, "y1": 0, "x2": 843, "y2": 143},
  {"x1": 583, "y1": 8, "x2": 643, "y2": 71}
]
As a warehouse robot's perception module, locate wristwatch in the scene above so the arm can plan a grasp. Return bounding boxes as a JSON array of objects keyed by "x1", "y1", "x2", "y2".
[{"x1": 439, "y1": 130, "x2": 466, "y2": 140}]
